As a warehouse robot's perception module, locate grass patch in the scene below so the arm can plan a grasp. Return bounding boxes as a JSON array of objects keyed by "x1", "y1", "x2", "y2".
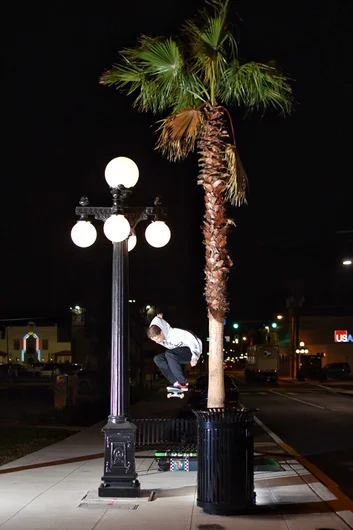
[
  {"x1": 16, "y1": 386, "x2": 159, "y2": 428},
  {"x1": 0, "y1": 427, "x2": 74, "y2": 467},
  {"x1": 19, "y1": 401, "x2": 109, "y2": 427}
]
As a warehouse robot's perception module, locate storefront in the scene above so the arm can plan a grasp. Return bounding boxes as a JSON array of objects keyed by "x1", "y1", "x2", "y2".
[{"x1": 296, "y1": 315, "x2": 353, "y2": 368}]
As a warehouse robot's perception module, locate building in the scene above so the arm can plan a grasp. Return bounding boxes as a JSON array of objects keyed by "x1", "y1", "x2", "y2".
[
  {"x1": 296, "y1": 315, "x2": 353, "y2": 367},
  {"x1": 0, "y1": 320, "x2": 71, "y2": 364}
]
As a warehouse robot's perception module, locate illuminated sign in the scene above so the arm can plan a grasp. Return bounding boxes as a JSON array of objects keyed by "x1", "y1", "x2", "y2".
[{"x1": 334, "y1": 330, "x2": 353, "y2": 343}]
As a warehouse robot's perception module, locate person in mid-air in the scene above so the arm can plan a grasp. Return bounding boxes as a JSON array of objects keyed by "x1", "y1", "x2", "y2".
[{"x1": 147, "y1": 313, "x2": 202, "y2": 390}]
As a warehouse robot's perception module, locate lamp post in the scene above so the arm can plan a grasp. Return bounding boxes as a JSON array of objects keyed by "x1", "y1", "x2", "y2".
[
  {"x1": 71, "y1": 156, "x2": 171, "y2": 498},
  {"x1": 295, "y1": 341, "x2": 309, "y2": 378}
]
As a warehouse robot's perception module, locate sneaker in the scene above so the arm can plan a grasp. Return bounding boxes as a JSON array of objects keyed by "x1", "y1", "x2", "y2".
[{"x1": 173, "y1": 381, "x2": 189, "y2": 391}]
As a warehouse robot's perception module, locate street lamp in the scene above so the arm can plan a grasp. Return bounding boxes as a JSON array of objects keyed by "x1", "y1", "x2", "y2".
[{"x1": 71, "y1": 156, "x2": 170, "y2": 498}]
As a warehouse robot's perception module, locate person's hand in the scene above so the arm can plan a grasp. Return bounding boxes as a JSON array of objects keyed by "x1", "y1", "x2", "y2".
[
  {"x1": 190, "y1": 360, "x2": 197, "y2": 367},
  {"x1": 157, "y1": 312, "x2": 163, "y2": 318}
]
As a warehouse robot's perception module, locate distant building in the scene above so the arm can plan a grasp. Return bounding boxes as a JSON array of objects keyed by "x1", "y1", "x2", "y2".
[
  {"x1": 0, "y1": 306, "x2": 100, "y2": 367},
  {"x1": 296, "y1": 315, "x2": 353, "y2": 367},
  {"x1": 0, "y1": 320, "x2": 71, "y2": 364},
  {"x1": 276, "y1": 314, "x2": 353, "y2": 371}
]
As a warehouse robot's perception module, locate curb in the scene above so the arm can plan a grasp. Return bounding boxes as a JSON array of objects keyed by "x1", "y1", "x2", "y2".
[{"x1": 254, "y1": 415, "x2": 353, "y2": 529}]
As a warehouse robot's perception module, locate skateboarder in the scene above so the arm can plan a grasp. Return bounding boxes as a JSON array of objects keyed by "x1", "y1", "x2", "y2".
[{"x1": 147, "y1": 313, "x2": 202, "y2": 390}]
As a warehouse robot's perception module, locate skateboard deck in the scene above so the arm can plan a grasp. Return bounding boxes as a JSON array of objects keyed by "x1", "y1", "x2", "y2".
[{"x1": 166, "y1": 387, "x2": 185, "y2": 399}]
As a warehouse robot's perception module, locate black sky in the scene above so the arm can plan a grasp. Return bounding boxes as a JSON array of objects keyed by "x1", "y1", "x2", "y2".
[{"x1": 2, "y1": 0, "x2": 353, "y2": 328}]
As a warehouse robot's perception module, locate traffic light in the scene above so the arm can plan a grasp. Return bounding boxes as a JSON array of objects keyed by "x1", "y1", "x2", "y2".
[
  {"x1": 271, "y1": 322, "x2": 277, "y2": 329},
  {"x1": 233, "y1": 323, "x2": 239, "y2": 329}
]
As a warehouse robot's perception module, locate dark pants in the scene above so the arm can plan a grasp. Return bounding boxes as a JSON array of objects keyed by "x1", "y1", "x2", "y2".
[{"x1": 153, "y1": 347, "x2": 192, "y2": 385}]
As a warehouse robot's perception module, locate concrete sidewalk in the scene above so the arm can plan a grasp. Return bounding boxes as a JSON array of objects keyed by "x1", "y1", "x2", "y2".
[{"x1": 1, "y1": 418, "x2": 353, "y2": 529}]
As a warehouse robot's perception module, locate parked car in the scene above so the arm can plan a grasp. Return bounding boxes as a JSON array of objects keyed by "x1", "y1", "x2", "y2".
[
  {"x1": 0, "y1": 365, "x2": 7, "y2": 381},
  {"x1": 77, "y1": 369, "x2": 99, "y2": 392},
  {"x1": 27, "y1": 362, "x2": 45, "y2": 376},
  {"x1": 224, "y1": 361, "x2": 234, "y2": 371},
  {"x1": 322, "y1": 362, "x2": 351, "y2": 379},
  {"x1": 189, "y1": 374, "x2": 239, "y2": 409},
  {"x1": 6, "y1": 363, "x2": 25, "y2": 380},
  {"x1": 57, "y1": 363, "x2": 83, "y2": 375},
  {"x1": 40, "y1": 363, "x2": 61, "y2": 378}
]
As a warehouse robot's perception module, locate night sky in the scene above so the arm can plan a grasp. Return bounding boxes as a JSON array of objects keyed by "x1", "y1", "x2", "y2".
[{"x1": 2, "y1": 1, "x2": 353, "y2": 331}]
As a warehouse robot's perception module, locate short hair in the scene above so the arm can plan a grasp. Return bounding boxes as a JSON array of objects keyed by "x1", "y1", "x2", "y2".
[{"x1": 147, "y1": 325, "x2": 163, "y2": 339}]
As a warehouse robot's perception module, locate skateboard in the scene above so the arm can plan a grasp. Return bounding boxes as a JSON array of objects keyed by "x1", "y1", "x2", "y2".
[{"x1": 167, "y1": 387, "x2": 185, "y2": 399}]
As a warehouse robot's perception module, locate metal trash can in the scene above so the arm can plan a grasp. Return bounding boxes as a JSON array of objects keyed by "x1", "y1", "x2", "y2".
[
  {"x1": 53, "y1": 374, "x2": 68, "y2": 409},
  {"x1": 193, "y1": 408, "x2": 255, "y2": 515}
]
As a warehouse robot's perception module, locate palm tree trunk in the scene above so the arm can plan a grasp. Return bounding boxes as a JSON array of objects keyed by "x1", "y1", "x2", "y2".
[
  {"x1": 198, "y1": 104, "x2": 232, "y2": 408},
  {"x1": 208, "y1": 312, "x2": 225, "y2": 407}
]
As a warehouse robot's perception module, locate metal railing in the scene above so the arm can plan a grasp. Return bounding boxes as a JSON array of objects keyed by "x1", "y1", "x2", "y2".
[{"x1": 133, "y1": 417, "x2": 197, "y2": 449}]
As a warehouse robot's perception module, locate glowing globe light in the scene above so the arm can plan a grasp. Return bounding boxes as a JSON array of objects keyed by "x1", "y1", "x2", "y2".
[
  {"x1": 71, "y1": 221, "x2": 97, "y2": 248},
  {"x1": 128, "y1": 233, "x2": 137, "y2": 252},
  {"x1": 103, "y1": 214, "x2": 131, "y2": 242},
  {"x1": 145, "y1": 221, "x2": 171, "y2": 248},
  {"x1": 104, "y1": 157, "x2": 139, "y2": 189}
]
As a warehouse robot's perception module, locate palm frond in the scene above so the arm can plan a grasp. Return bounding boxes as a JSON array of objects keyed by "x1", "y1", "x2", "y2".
[
  {"x1": 171, "y1": 72, "x2": 209, "y2": 112},
  {"x1": 136, "y1": 36, "x2": 183, "y2": 75},
  {"x1": 221, "y1": 60, "x2": 292, "y2": 114},
  {"x1": 184, "y1": 1, "x2": 233, "y2": 52},
  {"x1": 156, "y1": 107, "x2": 204, "y2": 161},
  {"x1": 183, "y1": 0, "x2": 237, "y2": 100},
  {"x1": 100, "y1": 61, "x2": 143, "y2": 87},
  {"x1": 100, "y1": 37, "x2": 197, "y2": 113},
  {"x1": 224, "y1": 144, "x2": 248, "y2": 206}
]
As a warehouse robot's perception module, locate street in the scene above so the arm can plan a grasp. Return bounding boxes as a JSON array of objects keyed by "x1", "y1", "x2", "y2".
[{"x1": 235, "y1": 374, "x2": 353, "y2": 502}]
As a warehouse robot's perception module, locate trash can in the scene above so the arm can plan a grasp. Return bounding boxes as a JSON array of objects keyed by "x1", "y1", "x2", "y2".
[
  {"x1": 53, "y1": 374, "x2": 68, "y2": 409},
  {"x1": 193, "y1": 408, "x2": 255, "y2": 515},
  {"x1": 67, "y1": 375, "x2": 78, "y2": 405},
  {"x1": 297, "y1": 371, "x2": 305, "y2": 382}
]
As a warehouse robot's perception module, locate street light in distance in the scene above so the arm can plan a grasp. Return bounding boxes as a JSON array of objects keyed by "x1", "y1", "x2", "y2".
[{"x1": 342, "y1": 259, "x2": 352, "y2": 266}]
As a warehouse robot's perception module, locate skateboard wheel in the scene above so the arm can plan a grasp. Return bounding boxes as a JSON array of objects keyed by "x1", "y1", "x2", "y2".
[{"x1": 180, "y1": 393, "x2": 184, "y2": 399}]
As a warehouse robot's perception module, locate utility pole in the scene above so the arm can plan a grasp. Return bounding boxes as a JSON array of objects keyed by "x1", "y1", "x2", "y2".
[{"x1": 286, "y1": 295, "x2": 304, "y2": 379}]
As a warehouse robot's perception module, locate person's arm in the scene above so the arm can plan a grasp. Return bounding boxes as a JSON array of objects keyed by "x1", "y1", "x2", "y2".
[
  {"x1": 190, "y1": 336, "x2": 202, "y2": 365},
  {"x1": 170, "y1": 329, "x2": 202, "y2": 364},
  {"x1": 149, "y1": 315, "x2": 168, "y2": 328}
]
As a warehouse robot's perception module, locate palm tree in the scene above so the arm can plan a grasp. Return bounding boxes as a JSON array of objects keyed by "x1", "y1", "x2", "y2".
[{"x1": 100, "y1": 0, "x2": 292, "y2": 408}]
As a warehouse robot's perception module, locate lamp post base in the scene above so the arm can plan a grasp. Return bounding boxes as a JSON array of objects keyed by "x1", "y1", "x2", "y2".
[
  {"x1": 98, "y1": 481, "x2": 141, "y2": 498},
  {"x1": 98, "y1": 418, "x2": 140, "y2": 498}
]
